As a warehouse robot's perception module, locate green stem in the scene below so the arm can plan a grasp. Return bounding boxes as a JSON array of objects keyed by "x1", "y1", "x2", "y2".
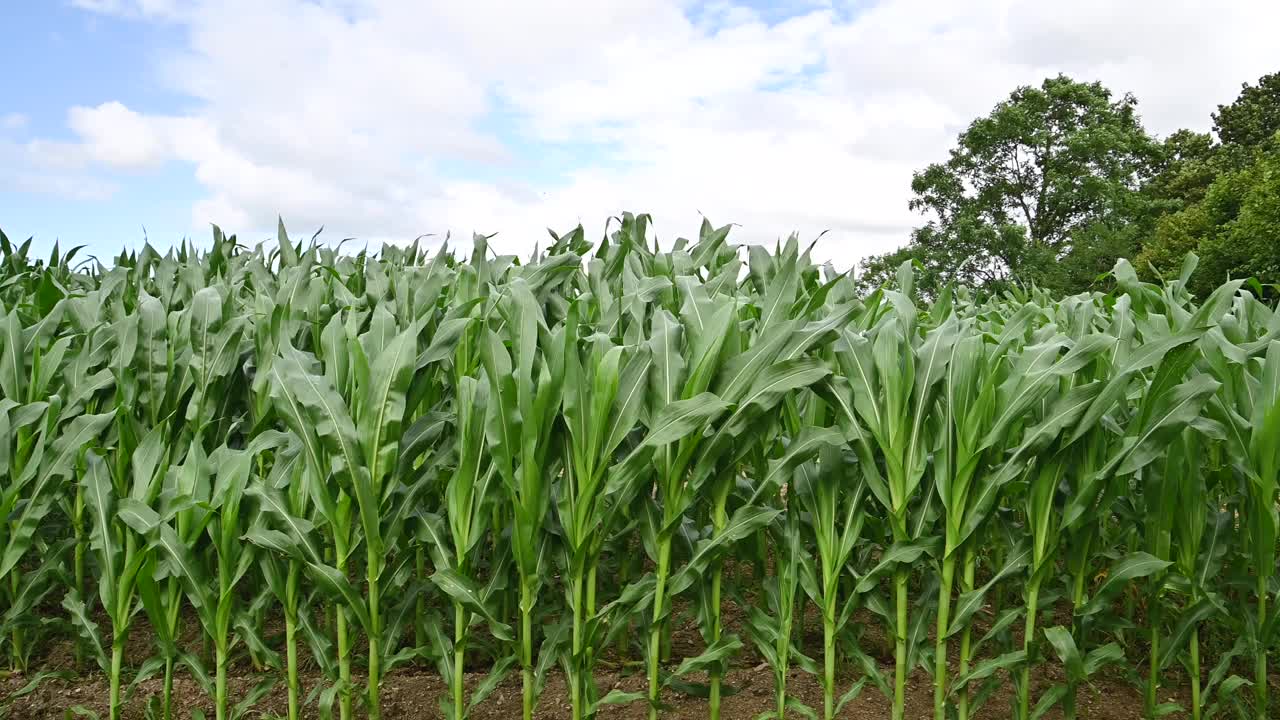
[
  {"x1": 1146, "y1": 600, "x2": 1160, "y2": 719},
  {"x1": 1189, "y1": 624, "x2": 1201, "y2": 720},
  {"x1": 454, "y1": 602, "x2": 467, "y2": 720},
  {"x1": 571, "y1": 572, "x2": 585, "y2": 720},
  {"x1": 109, "y1": 637, "x2": 124, "y2": 720},
  {"x1": 586, "y1": 564, "x2": 597, "y2": 709},
  {"x1": 934, "y1": 554, "x2": 956, "y2": 720},
  {"x1": 215, "y1": 644, "x2": 227, "y2": 720},
  {"x1": 1065, "y1": 560, "x2": 1088, "y2": 720},
  {"x1": 368, "y1": 568, "x2": 382, "y2": 720},
  {"x1": 337, "y1": 603, "x2": 352, "y2": 720},
  {"x1": 334, "y1": 536, "x2": 352, "y2": 720},
  {"x1": 285, "y1": 589, "x2": 300, "y2": 720},
  {"x1": 10, "y1": 571, "x2": 23, "y2": 671},
  {"x1": 1256, "y1": 575, "x2": 1267, "y2": 720},
  {"x1": 163, "y1": 655, "x2": 174, "y2": 720},
  {"x1": 1018, "y1": 579, "x2": 1041, "y2": 720},
  {"x1": 777, "y1": 578, "x2": 793, "y2": 720},
  {"x1": 892, "y1": 567, "x2": 908, "y2": 720},
  {"x1": 709, "y1": 491, "x2": 728, "y2": 720},
  {"x1": 521, "y1": 582, "x2": 534, "y2": 720},
  {"x1": 823, "y1": 604, "x2": 836, "y2": 720},
  {"x1": 794, "y1": 593, "x2": 805, "y2": 657},
  {"x1": 957, "y1": 550, "x2": 975, "y2": 720},
  {"x1": 415, "y1": 547, "x2": 427, "y2": 650},
  {"x1": 648, "y1": 536, "x2": 672, "y2": 720},
  {"x1": 74, "y1": 484, "x2": 86, "y2": 669},
  {"x1": 709, "y1": 562, "x2": 723, "y2": 720},
  {"x1": 615, "y1": 554, "x2": 631, "y2": 660}
]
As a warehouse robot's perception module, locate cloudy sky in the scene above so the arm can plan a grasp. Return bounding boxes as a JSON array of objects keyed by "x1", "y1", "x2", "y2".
[{"x1": 2, "y1": 0, "x2": 1278, "y2": 267}]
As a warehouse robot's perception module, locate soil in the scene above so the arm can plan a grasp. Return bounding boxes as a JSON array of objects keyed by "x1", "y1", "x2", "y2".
[
  {"x1": 0, "y1": 559, "x2": 1266, "y2": 718},
  {"x1": 1, "y1": 663, "x2": 1185, "y2": 719}
]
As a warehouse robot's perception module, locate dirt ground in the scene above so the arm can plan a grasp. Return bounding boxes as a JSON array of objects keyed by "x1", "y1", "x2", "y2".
[
  {"x1": 0, "y1": 576, "x2": 1255, "y2": 719},
  {"x1": 3, "y1": 664, "x2": 1181, "y2": 720},
  {"x1": 3, "y1": 646, "x2": 1196, "y2": 720}
]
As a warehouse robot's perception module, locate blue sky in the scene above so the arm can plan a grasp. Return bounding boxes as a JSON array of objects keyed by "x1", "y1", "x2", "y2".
[
  {"x1": 1, "y1": 2, "x2": 199, "y2": 254},
  {"x1": 2, "y1": 1, "x2": 1277, "y2": 267}
]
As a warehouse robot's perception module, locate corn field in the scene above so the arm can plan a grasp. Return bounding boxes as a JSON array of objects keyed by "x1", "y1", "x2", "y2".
[{"x1": 0, "y1": 214, "x2": 1277, "y2": 720}]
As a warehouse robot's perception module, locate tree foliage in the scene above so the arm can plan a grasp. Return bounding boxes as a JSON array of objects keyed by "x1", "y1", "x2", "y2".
[
  {"x1": 859, "y1": 75, "x2": 1159, "y2": 295},
  {"x1": 1137, "y1": 72, "x2": 1280, "y2": 296},
  {"x1": 860, "y1": 71, "x2": 1280, "y2": 298}
]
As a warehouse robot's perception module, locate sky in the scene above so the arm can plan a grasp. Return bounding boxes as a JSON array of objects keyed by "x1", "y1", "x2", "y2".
[{"x1": 2, "y1": 0, "x2": 1278, "y2": 269}]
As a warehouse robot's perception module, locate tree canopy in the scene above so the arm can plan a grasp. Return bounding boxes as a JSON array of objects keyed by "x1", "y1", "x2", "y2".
[{"x1": 862, "y1": 71, "x2": 1280, "y2": 297}]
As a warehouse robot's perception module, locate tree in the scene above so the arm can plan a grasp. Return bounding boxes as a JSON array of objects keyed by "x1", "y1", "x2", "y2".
[
  {"x1": 1136, "y1": 72, "x2": 1280, "y2": 296},
  {"x1": 1213, "y1": 72, "x2": 1280, "y2": 153},
  {"x1": 1137, "y1": 134, "x2": 1280, "y2": 296},
  {"x1": 859, "y1": 75, "x2": 1159, "y2": 294}
]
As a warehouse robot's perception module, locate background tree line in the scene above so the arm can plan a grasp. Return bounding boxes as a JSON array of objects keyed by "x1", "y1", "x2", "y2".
[{"x1": 859, "y1": 71, "x2": 1280, "y2": 297}]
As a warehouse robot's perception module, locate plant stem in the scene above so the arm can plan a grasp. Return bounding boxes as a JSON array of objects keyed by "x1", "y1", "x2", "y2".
[
  {"x1": 285, "y1": 604, "x2": 299, "y2": 720},
  {"x1": 709, "y1": 490, "x2": 728, "y2": 720},
  {"x1": 1146, "y1": 599, "x2": 1160, "y2": 719},
  {"x1": 777, "y1": 572, "x2": 793, "y2": 720},
  {"x1": 215, "y1": 644, "x2": 228, "y2": 720},
  {"x1": 1189, "y1": 624, "x2": 1201, "y2": 720},
  {"x1": 163, "y1": 655, "x2": 174, "y2": 720},
  {"x1": 1018, "y1": 579, "x2": 1041, "y2": 720},
  {"x1": 571, "y1": 571, "x2": 584, "y2": 720},
  {"x1": 1065, "y1": 555, "x2": 1088, "y2": 720},
  {"x1": 415, "y1": 547, "x2": 427, "y2": 650},
  {"x1": 335, "y1": 536, "x2": 352, "y2": 720},
  {"x1": 10, "y1": 571, "x2": 23, "y2": 671},
  {"x1": 74, "y1": 484, "x2": 86, "y2": 669},
  {"x1": 648, "y1": 536, "x2": 672, "y2": 720},
  {"x1": 892, "y1": 567, "x2": 909, "y2": 720},
  {"x1": 454, "y1": 602, "x2": 467, "y2": 720},
  {"x1": 934, "y1": 554, "x2": 956, "y2": 720},
  {"x1": 957, "y1": 549, "x2": 975, "y2": 720},
  {"x1": 109, "y1": 636, "x2": 124, "y2": 720},
  {"x1": 586, "y1": 565, "x2": 597, "y2": 708},
  {"x1": 368, "y1": 567, "x2": 382, "y2": 720},
  {"x1": 521, "y1": 581, "x2": 534, "y2": 720},
  {"x1": 284, "y1": 562, "x2": 300, "y2": 720},
  {"x1": 823, "y1": 603, "x2": 836, "y2": 720},
  {"x1": 337, "y1": 603, "x2": 352, "y2": 720},
  {"x1": 1256, "y1": 574, "x2": 1267, "y2": 720}
]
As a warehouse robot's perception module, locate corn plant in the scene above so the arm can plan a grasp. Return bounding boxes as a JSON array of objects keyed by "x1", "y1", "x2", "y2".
[
  {"x1": 825, "y1": 264, "x2": 955, "y2": 720},
  {"x1": 558, "y1": 296, "x2": 652, "y2": 719},
  {"x1": 0, "y1": 217, "x2": 1277, "y2": 720},
  {"x1": 1206, "y1": 336, "x2": 1280, "y2": 720},
  {"x1": 481, "y1": 278, "x2": 565, "y2": 720}
]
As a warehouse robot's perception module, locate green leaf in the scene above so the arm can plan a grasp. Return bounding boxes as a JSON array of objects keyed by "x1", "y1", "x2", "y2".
[
  {"x1": 669, "y1": 506, "x2": 780, "y2": 595},
  {"x1": 587, "y1": 690, "x2": 647, "y2": 715},
  {"x1": 666, "y1": 634, "x2": 743, "y2": 683},
  {"x1": 1079, "y1": 553, "x2": 1173, "y2": 616},
  {"x1": 950, "y1": 650, "x2": 1025, "y2": 692},
  {"x1": 62, "y1": 589, "x2": 108, "y2": 673},
  {"x1": 1042, "y1": 626, "x2": 1082, "y2": 682},
  {"x1": 1029, "y1": 684, "x2": 1068, "y2": 720},
  {"x1": 642, "y1": 392, "x2": 730, "y2": 446},
  {"x1": 306, "y1": 562, "x2": 372, "y2": 633},
  {"x1": 854, "y1": 538, "x2": 940, "y2": 594},
  {"x1": 430, "y1": 568, "x2": 514, "y2": 641}
]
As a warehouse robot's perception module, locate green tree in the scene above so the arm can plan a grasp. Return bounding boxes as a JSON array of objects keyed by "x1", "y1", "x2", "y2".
[
  {"x1": 1136, "y1": 72, "x2": 1280, "y2": 295},
  {"x1": 1213, "y1": 71, "x2": 1280, "y2": 154},
  {"x1": 1137, "y1": 135, "x2": 1280, "y2": 296},
  {"x1": 859, "y1": 75, "x2": 1159, "y2": 294}
]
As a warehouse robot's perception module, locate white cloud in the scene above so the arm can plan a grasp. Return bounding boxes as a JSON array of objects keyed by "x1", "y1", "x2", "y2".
[
  {"x1": 72, "y1": 0, "x2": 181, "y2": 20},
  {"x1": 1, "y1": 113, "x2": 27, "y2": 131},
  {"x1": 0, "y1": 138, "x2": 118, "y2": 200},
  {"x1": 43, "y1": 0, "x2": 1280, "y2": 267}
]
